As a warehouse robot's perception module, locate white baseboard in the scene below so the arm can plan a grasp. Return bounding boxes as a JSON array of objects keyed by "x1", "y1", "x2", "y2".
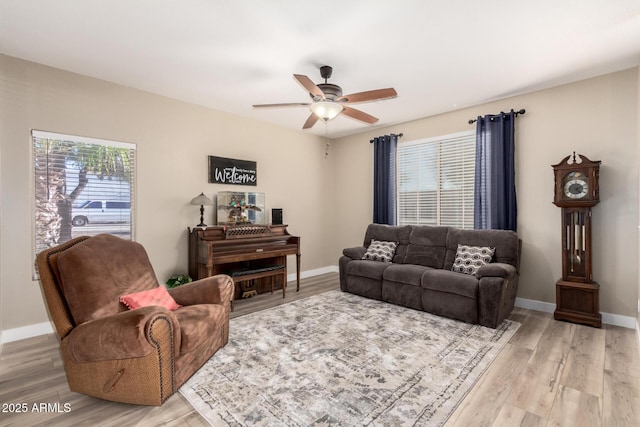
[
  {"x1": 515, "y1": 297, "x2": 555, "y2": 314},
  {"x1": 602, "y1": 312, "x2": 638, "y2": 329},
  {"x1": 515, "y1": 296, "x2": 637, "y2": 329},
  {"x1": 1, "y1": 321, "x2": 54, "y2": 344},
  {"x1": 288, "y1": 265, "x2": 338, "y2": 282}
]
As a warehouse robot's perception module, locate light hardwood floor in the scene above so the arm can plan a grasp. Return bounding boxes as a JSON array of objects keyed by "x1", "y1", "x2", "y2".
[{"x1": 1, "y1": 273, "x2": 638, "y2": 426}]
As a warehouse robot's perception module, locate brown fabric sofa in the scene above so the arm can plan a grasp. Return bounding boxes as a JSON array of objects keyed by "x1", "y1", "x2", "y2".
[
  {"x1": 339, "y1": 224, "x2": 521, "y2": 328},
  {"x1": 36, "y1": 234, "x2": 234, "y2": 405}
]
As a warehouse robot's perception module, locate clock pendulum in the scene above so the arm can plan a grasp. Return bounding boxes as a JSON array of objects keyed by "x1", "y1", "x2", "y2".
[{"x1": 551, "y1": 152, "x2": 601, "y2": 327}]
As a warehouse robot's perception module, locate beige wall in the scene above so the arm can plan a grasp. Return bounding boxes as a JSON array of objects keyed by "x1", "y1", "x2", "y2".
[
  {"x1": 332, "y1": 68, "x2": 639, "y2": 318},
  {"x1": 0, "y1": 54, "x2": 332, "y2": 331},
  {"x1": 1, "y1": 53, "x2": 638, "y2": 335}
]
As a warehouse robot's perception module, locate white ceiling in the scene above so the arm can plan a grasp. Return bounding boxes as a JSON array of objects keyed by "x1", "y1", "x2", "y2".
[{"x1": 1, "y1": 1, "x2": 639, "y2": 139}]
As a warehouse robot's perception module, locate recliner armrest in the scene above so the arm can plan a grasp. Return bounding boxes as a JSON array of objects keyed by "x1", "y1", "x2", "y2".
[
  {"x1": 343, "y1": 246, "x2": 367, "y2": 260},
  {"x1": 475, "y1": 263, "x2": 517, "y2": 279},
  {"x1": 64, "y1": 306, "x2": 181, "y2": 363},
  {"x1": 168, "y1": 274, "x2": 234, "y2": 306}
]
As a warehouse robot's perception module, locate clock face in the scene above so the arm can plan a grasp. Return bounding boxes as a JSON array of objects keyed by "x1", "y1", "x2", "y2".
[
  {"x1": 563, "y1": 171, "x2": 589, "y2": 199},
  {"x1": 552, "y1": 154, "x2": 600, "y2": 207}
]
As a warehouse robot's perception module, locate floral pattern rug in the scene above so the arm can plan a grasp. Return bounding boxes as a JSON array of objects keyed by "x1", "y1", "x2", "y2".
[{"x1": 180, "y1": 290, "x2": 519, "y2": 426}]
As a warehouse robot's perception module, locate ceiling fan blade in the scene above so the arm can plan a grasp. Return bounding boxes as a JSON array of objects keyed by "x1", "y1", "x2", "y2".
[
  {"x1": 342, "y1": 106, "x2": 379, "y2": 124},
  {"x1": 338, "y1": 88, "x2": 397, "y2": 104},
  {"x1": 302, "y1": 113, "x2": 319, "y2": 129},
  {"x1": 294, "y1": 74, "x2": 325, "y2": 99},
  {"x1": 253, "y1": 102, "x2": 310, "y2": 108}
]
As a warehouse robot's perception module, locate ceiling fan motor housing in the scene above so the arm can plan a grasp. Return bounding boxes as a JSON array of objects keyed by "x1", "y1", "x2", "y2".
[
  {"x1": 315, "y1": 83, "x2": 342, "y2": 101},
  {"x1": 312, "y1": 65, "x2": 343, "y2": 101}
]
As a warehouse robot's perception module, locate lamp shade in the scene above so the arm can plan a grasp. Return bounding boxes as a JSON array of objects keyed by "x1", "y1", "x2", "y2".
[
  {"x1": 310, "y1": 101, "x2": 343, "y2": 121},
  {"x1": 190, "y1": 192, "x2": 213, "y2": 206}
]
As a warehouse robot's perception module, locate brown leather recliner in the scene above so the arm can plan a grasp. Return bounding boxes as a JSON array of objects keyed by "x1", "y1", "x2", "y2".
[{"x1": 35, "y1": 234, "x2": 234, "y2": 405}]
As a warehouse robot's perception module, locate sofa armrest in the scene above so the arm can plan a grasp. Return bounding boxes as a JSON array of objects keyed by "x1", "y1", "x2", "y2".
[
  {"x1": 64, "y1": 306, "x2": 181, "y2": 363},
  {"x1": 343, "y1": 246, "x2": 367, "y2": 260},
  {"x1": 475, "y1": 263, "x2": 517, "y2": 279},
  {"x1": 477, "y1": 267, "x2": 520, "y2": 328},
  {"x1": 168, "y1": 274, "x2": 234, "y2": 307}
]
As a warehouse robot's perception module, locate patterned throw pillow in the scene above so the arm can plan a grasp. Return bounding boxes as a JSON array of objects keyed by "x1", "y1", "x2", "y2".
[
  {"x1": 120, "y1": 286, "x2": 182, "y2": 311},
  {"x1": 451, "y1": 244, "x2": 495, "y2": 275},
  {"x1": 361, "y1": 239, "x2": 398, "y2": 263}
]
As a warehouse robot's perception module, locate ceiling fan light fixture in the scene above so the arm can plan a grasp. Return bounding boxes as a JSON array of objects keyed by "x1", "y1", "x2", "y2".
[
  {"x1": 310, "y1": 101, "x2": 343, "y2": 121},
  {"x1": 254, "y1": 66, "x2": 395, "y2": 129}
]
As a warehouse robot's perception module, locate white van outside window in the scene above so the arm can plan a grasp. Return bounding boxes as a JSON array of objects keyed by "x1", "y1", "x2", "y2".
[{"x1": 72, "y1": 200, "x2": 132, "y2": 226}]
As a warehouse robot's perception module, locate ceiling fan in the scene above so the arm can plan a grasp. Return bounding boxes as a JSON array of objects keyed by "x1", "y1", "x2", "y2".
[{"x1": 253, "y1": 65, "x2": 397, "y2": 129}]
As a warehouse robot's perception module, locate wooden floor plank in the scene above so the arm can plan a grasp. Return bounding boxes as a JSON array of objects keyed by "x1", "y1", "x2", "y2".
[
  {"x1": 547, "y1": 385, "x2": 602, "y2": 427},
  {"x1": 560, "y1": 324, "x2": 606, "y2": 397},
  {"x1": 507, "y1": 307, "x2": 552, "y2": 350},
  {"x1": 445, "y1": 344, "x2": 533, "y2": 427},
  {"x1": 1, "y1": 272, "x2": 638, "y2": 427},
  {"x1": 529, "y1": 316, "x2": 576, "y2": 365},
  {"x1": 504, "y1": 320, "x2": 573, "y2": 420},
  {"x1": 602, "y1": 368, "x2": 640, "y2": 426},
  {"x1": 491, "y1": 404, "x2": 548, "y2": 427},
  {"x1": 506, "y1": 364, "x2": 560, "y2": 419},
  {"x1": 605, "y1": 324, "x2": 640, "y2": 378}
]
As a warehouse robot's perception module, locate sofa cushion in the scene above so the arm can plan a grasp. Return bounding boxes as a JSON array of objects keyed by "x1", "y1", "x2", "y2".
[
  {"x1": 362, "y1": 239, "x2": 398, "y2": 263},
  {"x1": 346, "y1": 259, "x2": 390, "y2": 280},
  {"x1": 174, "y1": 304, "x2": 225, "y2": 354},
  {"x1": 383, "y1": 263, "x2": 432, "y2": 286},
  {"x1": 403, "y1": 225, "x2": 449, "y2": 268},
  {"x1": 451, "y1": 244, "x2": 495, "y2": 275},
  {"x1": 421, "y1": 269, "x2": 479, "y2": 300}
]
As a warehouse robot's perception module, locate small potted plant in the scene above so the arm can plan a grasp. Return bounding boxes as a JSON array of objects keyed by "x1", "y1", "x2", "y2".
[{"x1": 166, "y1": 273, "x2": 193, "y2": 288}]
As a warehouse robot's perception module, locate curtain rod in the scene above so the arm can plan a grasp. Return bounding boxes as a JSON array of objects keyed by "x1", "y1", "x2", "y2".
[
  {"x1": 468, "y1": 109, "x2": 526, "y2": 124},
  {"x1": 369, "y1": 133, "x2": 403, "y2": 143}
]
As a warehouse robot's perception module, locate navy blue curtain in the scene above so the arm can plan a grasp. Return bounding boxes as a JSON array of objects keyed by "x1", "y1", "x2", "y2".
[
  {"x1": 474, "y1": 110, "x2": 517, "y2": 231},
  {"x1": 372, "y1": 134, "x2": 398, "y2": 225}
]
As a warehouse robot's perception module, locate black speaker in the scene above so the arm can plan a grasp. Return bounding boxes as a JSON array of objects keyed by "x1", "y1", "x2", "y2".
[{"x1": 272, "y1": 208, "x2": 283, "y2": 225}]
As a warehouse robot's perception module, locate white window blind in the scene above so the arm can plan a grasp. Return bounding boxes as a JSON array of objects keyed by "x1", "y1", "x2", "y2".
[
  {"x1": 397, "y1": 131, "x2": 475, "y2": 228},
  {"x1": 32, "y1": 130, "x2": 136, "y2": 272}
]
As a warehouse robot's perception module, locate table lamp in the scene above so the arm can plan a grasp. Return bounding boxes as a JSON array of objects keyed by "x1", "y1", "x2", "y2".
[{"x1": 190, "y1": 192, "x2": 214, "y2": 227}]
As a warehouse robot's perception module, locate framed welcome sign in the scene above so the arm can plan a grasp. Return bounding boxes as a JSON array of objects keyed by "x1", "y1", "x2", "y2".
[{"x1": 208, "y1": 156, "x2": 257, "y2": 186}]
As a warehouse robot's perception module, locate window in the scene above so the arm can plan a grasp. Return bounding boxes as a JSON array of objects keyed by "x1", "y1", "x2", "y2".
[
  {"x1": 32, "y1": 130, "x2": 136, "y2": 273},
  {"x1": 397, "y1": 131, "x2": 475, "y2": 228}
]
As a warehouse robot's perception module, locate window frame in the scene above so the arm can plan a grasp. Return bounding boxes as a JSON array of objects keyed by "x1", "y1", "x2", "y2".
[{"x1": 31, "y1": 130, "x2": 136, "y2": 278}]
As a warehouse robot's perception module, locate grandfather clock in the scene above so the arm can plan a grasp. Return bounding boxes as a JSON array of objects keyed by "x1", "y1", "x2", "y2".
[{"x1": 552, "y1": 152, "x2": 601, "y2": 327}]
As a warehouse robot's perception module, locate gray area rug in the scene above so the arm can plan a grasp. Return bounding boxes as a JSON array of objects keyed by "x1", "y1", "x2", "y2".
[{"x1": 180, "y1": 290, "x2": 519, "y2": 426}]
